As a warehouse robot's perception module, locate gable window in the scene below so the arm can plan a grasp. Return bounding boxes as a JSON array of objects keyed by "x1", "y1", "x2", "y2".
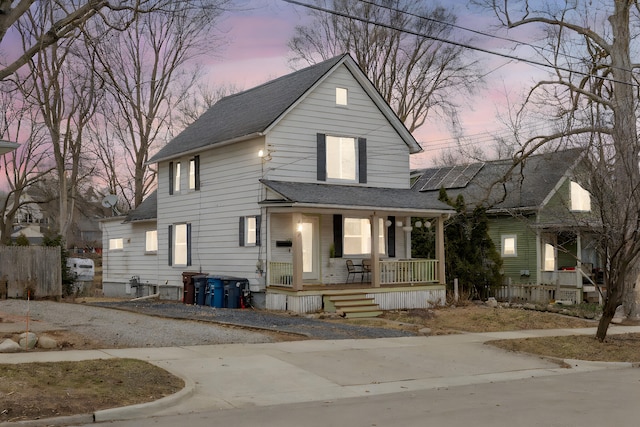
[
  {"x1": 174, "y1": 162, "x2": 181, "y2": 193},
  {"x1": 239, "y1": 215, "x2": 261, "y2": 247},
  {"x1": 168, "y1": 223, "x2": 191, "y2": 266},
  {"x1": 317, "y1": 133, "x2": 367, "y2": 183},
  {"x1": 189, "y1": 156, "x2": 200, "y2": 190},
  {"x1": 343, "y1": 217, "x2": 385, "y2": 256},
  {"x1": 501, "y1": 235, "x2": 517, "y2": 257},
  {"x1": 109, "y1": 238, "x2": 123, "y2": 250},
  {"x1": 145, "y1": 230, "x2": 158, "y2": 253},
  {"x1": 570, "y1": 181, "x2": 591, "y2": 211},
  {"x1": 336, "y1": 87, "x2": 348, "y2": 106}
]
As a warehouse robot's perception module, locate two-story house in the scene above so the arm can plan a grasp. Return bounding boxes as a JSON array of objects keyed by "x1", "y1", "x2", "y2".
[{"x1": 101, "y1": 54, "x2": 453, "y2": 315}]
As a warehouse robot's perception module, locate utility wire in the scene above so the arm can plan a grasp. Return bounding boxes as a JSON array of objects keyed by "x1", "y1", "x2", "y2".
[{"x1": 282, "y1": 0, "x2": 639, "y2": 88}]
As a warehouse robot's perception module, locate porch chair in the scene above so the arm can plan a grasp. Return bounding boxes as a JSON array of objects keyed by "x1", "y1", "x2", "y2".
[{"x1": 346, "y1": 259, "x2": 364, "y2": 283}]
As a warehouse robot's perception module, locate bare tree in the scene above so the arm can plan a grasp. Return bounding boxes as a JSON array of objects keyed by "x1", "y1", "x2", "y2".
[
  {"x1": 0, "y1": 82, "x2": 53, "y2": 244},
  {"x1": 476, "y1": 0, "x2": 640, "y2": 340},
  {"x1": 87, "y1": 0, "x2": 230, "y2": 209},
  {"x1": 288, "y1": 0, "x2": 481, "y2": 133},
  {"x1": 11, "y1": 2, "x2": 101, "y2": 242},
  {"x1": 0, "y1": 0, "x2": 207, "y2": 82}
]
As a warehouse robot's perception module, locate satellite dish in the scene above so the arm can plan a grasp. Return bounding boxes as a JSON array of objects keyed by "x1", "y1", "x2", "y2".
[{"x1": 101, "y1": 194, "x2": 120, "y2": 215}]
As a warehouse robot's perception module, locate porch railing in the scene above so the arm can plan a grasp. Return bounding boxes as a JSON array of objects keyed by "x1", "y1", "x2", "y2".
[
  {"x1": 267, "y1": 258, "x2": 438, "y2": 287},
  {"x1": 380, "y1": 259, "x2": 438, "y2": 285},
  {"x1": 269, "y1": 262, "x2": 293, "y2": 287}
]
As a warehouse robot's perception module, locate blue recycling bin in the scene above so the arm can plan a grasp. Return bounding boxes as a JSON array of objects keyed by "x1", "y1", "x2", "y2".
[
  {"x1": 194, "y1": 275, "x2": 207, "y2": 306},
  {"x1": 207, "y1": 276, "x2": 225, "y2": 308}
]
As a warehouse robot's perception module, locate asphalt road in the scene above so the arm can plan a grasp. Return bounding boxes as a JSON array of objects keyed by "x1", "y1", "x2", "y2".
[{"x1": 77, "y1": 367, "x2": 640, "y2": 427}]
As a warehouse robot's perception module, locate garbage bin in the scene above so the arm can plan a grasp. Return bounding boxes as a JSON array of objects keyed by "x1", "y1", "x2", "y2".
[
  {"x1": 207, "y1": 277, "x2": 225, "y2": 308},
  {"x1": 225, "y1": 282, "x2": 241, "y2": 309},
  {"x1": 182, "y1": 271, "x2": 200, "y2": 304},
  {"x1": 194, "y1": 275, "x2": 208, "y2": 306}
]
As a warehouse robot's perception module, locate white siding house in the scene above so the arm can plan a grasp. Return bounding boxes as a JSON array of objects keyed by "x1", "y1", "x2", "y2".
[{"x1": 101, "y1": 54, "x2": 453, "y2": 314}]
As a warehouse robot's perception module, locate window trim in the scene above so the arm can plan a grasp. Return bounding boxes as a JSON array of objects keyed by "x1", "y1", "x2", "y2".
[
  {"x1": 336, "y1": 87, "x2": 348, "y2": 106},
  {"x1": 169, "y1": 223, "x2": 191, "y2": 266},
  {"x1": 317, "y1": 133, "x2": 367, "y2": 184},
  {"x1": 501, "y1": 234, "x2": 517, "y2": 257},
  {"x1": 145, "y1": 230, "x2": 158, "y2": 254},
  {"x1": 239, "y1": 215, "x2": 261, "y2": 247}
]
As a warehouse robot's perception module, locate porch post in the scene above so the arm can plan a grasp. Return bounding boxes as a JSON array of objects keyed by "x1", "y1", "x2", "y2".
[
  {"x1": 436, "y1": 215, "x2": 446, "y2": 285},
  {"x1": 404, "y1": 216, "x2": 412, "y2": 258},
  {"x1": 576, "y1": 231, "x2": 582, "y2": 289},
  {"x1": 371, "y1": 213, "x2": 381, "y2": 288},
  {"x1": 292, "y1": 212, "x2": 303, "y2": 291}
]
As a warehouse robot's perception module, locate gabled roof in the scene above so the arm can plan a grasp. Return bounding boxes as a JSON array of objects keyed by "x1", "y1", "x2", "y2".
[
  {"x1": 124, "y1": 190, "x2": 157, "y2": 222},
  {"x1": 260, "y1": 180, "x2": 452, "y2": 214},
  {"x1": 412, "y1": 148, "x2": 585, "y2": 211},
  {"x1": 148, "y1": 54, "x2": 420, "y2": 163}
]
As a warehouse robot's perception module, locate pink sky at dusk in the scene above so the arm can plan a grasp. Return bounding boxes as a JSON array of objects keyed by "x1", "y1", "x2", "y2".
[{"x1": 204, "y1": 0, "x2": 549, "y2": 168}]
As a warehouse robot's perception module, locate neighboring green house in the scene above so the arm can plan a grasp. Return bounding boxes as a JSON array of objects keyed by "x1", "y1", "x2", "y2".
[{"x1": 413, "y1": 148, "x2": 602, "y2": 303}]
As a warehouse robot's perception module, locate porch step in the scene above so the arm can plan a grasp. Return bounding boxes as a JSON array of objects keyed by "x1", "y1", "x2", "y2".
[{"x1": 326, "y1": 293, "x2": 383, "y2": 319}]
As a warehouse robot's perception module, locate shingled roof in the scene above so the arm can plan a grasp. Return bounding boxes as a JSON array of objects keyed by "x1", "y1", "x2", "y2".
[
  {"x1": 148, "y1": 53, "x2": 420, "y2": 163},
  {"x1": 260, "y1": 179, "x2": 452, "y2": 213},
  {"x1": 412, "y1": 148, "x2": 585, "y2": 211},
  {"x1": 124, "y1": 190, "x2": 157, "y2": 222}
]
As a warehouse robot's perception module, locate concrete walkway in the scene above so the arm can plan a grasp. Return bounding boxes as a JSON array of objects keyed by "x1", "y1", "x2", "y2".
[{"x1": 1, "y1": 325, "x2": 639, "y2": 426}]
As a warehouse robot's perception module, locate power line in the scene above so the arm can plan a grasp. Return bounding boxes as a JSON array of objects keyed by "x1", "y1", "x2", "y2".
[{"x1": 282, "y1": 0, "x2": 639, "y2": 88}]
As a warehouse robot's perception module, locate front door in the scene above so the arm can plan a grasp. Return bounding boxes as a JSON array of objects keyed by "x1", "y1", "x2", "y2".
[{"x1": 301, "y1": 216, "x2": 319, "y2": 280}]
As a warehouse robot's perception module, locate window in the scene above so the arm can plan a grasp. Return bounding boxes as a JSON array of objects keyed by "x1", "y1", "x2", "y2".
[
  {"x1": 145, "y1": 230, "x2": 158, "y2": 253},
  {"x1": 317, "y1": 133, "x2": 366, "y2": 183},
  {"x1": 168, "y1": 223, "x2": 191, "y2": 266},
  {"x1": 343, "y1": 217, "x2": 385, "y2": 256},
  {"x1": 239, "y1": 215, "x2": 261, "y2": 247},
  {"x1": 109, "y1": 238, "x2": 123, "y2": 250},
  {"x1": 543, "y1": 243, "x2": 555, "y2": 271},
  {"x1": 501, "y1": 235, "x2": 517, "y2": 257},
  {"x1": 189, "y1": 156, "x2": 200, "y2": 190},
  {"x1": 336, "y1": 87, "x2": 348, "y2": 105},
  {"x1": 570, "y1": 181, "x2": 591, "y2": 211},
  {"x1": 174, "y1": 162, "x2": 181, "y2": 193},
  {"x1": 326, "y1": 136, "x2": 356, "y2": 181}
]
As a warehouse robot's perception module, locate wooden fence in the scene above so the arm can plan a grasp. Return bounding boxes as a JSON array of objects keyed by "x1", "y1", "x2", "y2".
[{"x1": 0, "y1": 246, "x2": 62, "y2": 299}]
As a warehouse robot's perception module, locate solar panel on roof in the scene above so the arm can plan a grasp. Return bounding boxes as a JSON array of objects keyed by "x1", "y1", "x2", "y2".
[{"x1": 419, "y1": 162, "x2": 484, "y2": 191}]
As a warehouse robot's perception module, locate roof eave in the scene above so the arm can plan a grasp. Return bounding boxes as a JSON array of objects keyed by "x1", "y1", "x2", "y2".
[{"x1": 147, "y1": 132, "x2": 263, "y2": 165}]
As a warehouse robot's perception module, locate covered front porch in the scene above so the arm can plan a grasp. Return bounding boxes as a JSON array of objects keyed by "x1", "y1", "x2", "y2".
[{"x1": 262, "y1": 209, "x2": 448, "y2": 314}]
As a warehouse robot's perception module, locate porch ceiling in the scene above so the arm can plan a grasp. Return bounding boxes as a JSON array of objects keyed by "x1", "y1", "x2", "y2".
[{"x1": 260, "y1": 179, "x2": 453, "y2": 215}]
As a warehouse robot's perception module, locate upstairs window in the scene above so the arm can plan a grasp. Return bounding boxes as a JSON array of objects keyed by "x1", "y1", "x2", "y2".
[
  {"x1": 570, "y1": 181, "x2": 591, "y2": 211},
  {"x1": 336, "y1": 87, "x2": 348, "y2": 106},
  {"x1": 189, "y1": 156, "x2": 200, "y2": 190},
  {"x1": 169, "y1": 161, "x2": 181, "y2": 195},
  {"x1": 317, "y1": 133, "x2": 367, "y2": 183},
  {"x1": 327, "y1": 136, "x2": 357, "y2": 181}
]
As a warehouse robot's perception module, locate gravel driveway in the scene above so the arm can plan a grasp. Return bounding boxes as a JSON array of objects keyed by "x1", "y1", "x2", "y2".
[{"x1": 1, "y1": 299, "x2": 415, "y2": 349}]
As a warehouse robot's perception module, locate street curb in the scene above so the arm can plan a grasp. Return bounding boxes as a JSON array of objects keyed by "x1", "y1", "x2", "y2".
[
  {"x1": 0, "y1": 414, "x2": 94, "y2": 427},
  {"x1": 93, "y1": 372, "x2": 196, "y2": 422}
]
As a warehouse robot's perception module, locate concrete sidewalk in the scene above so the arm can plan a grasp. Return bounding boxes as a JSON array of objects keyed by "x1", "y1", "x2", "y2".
[{"x1": 2, "y1": 324, "x2": 639, "y2": 425}]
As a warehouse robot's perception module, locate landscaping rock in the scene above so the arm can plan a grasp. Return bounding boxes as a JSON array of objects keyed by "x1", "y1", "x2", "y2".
[
  {"x1": 0, "y1": 338, "x2": 21, "y2": 353},
  {"x1": 486, "y1": 297, "x2": 498, "y2": 308},
  {"x1": 612, "y1": 305, "x2": 626, "y2": 324},
  {"x1": 523, "y1": 303, "x2": 536, "y2": 310},
  {"x1": 37, "y1": 335, "x2": 58, "y2": 349},
  {"x1": 18, "y1": 332, "x2": 38, "y2": 350}
]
